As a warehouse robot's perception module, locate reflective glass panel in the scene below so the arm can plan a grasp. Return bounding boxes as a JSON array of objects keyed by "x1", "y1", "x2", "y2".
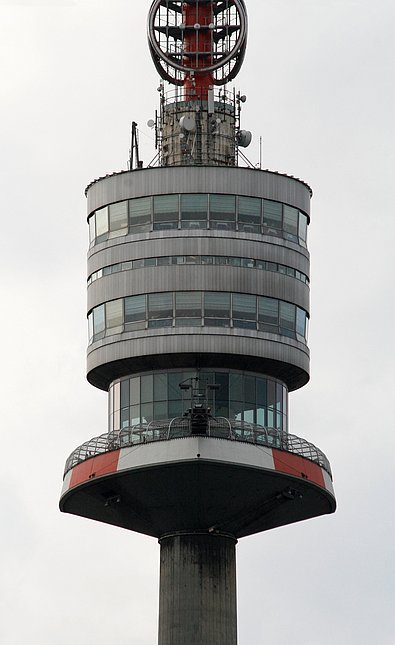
[
  {"x1": 298, "y1": 212, "x2": 308, "y2": 242},
  {"x1": 263, "y1": 200, "x2": 282, "y2": 232},
  {"x1": 95, "y1": 207, "x2": 109, "y2": 237},
  {"x1": 106, "y1": 299, "x2": 123, "y2": 332},
  {"x1": 232, "y1": 293, "x2": 257, "y2": 321},
  {"x1": 180, "y1": 194, "x2": 208, "y2": 221},
  {"x1": 129, "y1": 197, "x2": 151, "y2": 230},
  {"x1": 296, "y1": 307, "x2": 306, "y2": 340},
  {"x1": 283, "y1": 206, "x2": 298, "y2": 240},
  {"x1": 93, "y1": 304, "x2": 105, "y2": 337},
  {"x1": 204, "y1": 292, "x2": 231, "y2": 318},
  {"x1": 153, "y1": 194, "x2": 179, "y2": 223},
  {"x1": 109, "y1": 202, "x2": 128, "y2": 234},
  {"x1": 279, "y1": 301, "x2": 295, "y2": 337},
  {"x1": 258, "y1": 297, "x2": 279, "y2": 326},
  {"x1": 125, "y1": 295, "x2": 146, "y2": 322},
  {"x1": 148, "y1": 292, "x2": 173, "y2": 320},
  {"x1": 238, "y1": 197, "x2": 261, "y2": 230},
  {"x1": 176, "y1": 292, "x2": 202, "y2": 318}
]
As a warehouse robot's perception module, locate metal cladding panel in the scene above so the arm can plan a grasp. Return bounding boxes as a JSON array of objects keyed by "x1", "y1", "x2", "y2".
[
  {"x1": 87, "y1": 266, "x2": 309, "y2": 312},
  {"x1": 86, "y1": 330, "x2": 309, "y2": 390},
  {"x1": 88, "y1": 233, "x2": 310, "y2": 276},
  {"x1": 86, "y1": 167, "x2": 311, "y2": 217}
]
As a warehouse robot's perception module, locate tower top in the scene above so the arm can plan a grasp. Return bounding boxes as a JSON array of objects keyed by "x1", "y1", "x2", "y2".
[{"x1": 148, "y1": 0, "x2": 248, "y2": 100}]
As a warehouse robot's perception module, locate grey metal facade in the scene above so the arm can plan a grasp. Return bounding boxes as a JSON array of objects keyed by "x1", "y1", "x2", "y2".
[{"x1": 86, "y1": 165, "x2": 311, "y2": 392}]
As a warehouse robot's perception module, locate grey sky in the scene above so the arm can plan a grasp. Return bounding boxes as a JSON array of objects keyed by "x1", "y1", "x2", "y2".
[{"x1": 1, "y1": 0, "x2": 394, "y2": 643}]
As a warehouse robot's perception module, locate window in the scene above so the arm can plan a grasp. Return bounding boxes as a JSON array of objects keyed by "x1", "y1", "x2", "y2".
[
  {"x1": 298, "y1": 212, "x2": 308, "y2": 245},
  {"x1": 129, "y1": 197, "x2": 151, "y2": 233},
  {"x1": 238, "y1": 197, "x2": 261, "y2": 233},
  {"x1": 258, "y1": 297, "x2": 279, "y2": 333},
  {"x1": 279, "y1": 301, "x2": 296, "y2": 338},
  {"x1": 180, "y1": 194, "x2": 208, "y2": 229},
  {"x1": 210, "y1": 194, "x2": 236, "y2": 230},
  {"x1": 125, "y1": 295, "x2": 145, "y2": 323},
  {"x1": 283, "y1": 206, "x2": 298, "y2": 242},
  {"x1": 93, "y1": 304, "x2": 105, "y2": 340},
  {"x1": 204, "y1": 292, "x2": 230, "y2": 321},
  {"x1": 263, "y1": 200, "x2": 282, "y2": 234},
  {"x1": 232, "y1": 293, "x2": 257, "y2": 329},
  {"x1": 296, "y1": 307, "x2": 307, "y2": 341},
  {"x1": 88, "y1": 215, "x2": 95, "y2": 244},
  {"x1": 109, "y1": 202, "x2": 128, "y2": 238},
  {"x1": 175, "y1": 292, "x2": 202, "y2": 318},
  {"x1": 148, "y1": 293, "x2": 173, "y2": 326},
  {"x1": 153, "y1": 194, "x2": 179, "y2": 230},
  {"x1": 106, "y1": 299, "x2": 123, "y2": 334},
  {"x1": 95, "y1": 207, "x2": 109, "y2": 240}
]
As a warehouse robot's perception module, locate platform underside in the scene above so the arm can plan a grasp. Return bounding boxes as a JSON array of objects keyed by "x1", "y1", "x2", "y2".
[{"x1": 60, "y1": 437, "x2": 335, "y2": 538}]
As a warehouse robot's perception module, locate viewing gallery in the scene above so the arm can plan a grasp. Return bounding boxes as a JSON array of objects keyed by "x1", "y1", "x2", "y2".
[
  {"x1": 108, "y1": 369, "x2": 288, "y2": 431},
  {"x1": 88, "y1": 193, "x2": 309, "y2": 246},
  {"x1": 88, "y1": 292, "x2": 309, "y2": 344}
]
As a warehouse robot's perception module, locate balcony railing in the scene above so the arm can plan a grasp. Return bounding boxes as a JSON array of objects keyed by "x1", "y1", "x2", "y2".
[{"x1": 64, "y1": 418, "x2": 332, "y2": 479}]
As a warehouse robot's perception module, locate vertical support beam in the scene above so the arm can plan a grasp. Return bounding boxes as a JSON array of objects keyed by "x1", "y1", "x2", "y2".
[{"x1": 158, "y1": 532, "x2": 237, "y2": 645}]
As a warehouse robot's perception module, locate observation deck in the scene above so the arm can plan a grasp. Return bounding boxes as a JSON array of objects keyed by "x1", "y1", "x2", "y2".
[{"x1": 60, "y1": 419, "x2": 335, "y2": 539}]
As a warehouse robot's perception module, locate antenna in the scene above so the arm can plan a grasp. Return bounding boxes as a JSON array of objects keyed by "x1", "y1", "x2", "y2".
[{"x1": 128, "y1": 121, "x2": 143, "y2": 170}]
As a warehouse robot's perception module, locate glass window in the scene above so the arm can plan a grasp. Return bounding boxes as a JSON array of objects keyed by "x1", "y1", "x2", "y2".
[
  {"x1": 279, "y1": 301, "x2": 296, "y2": 338},
  {"x1": 129, "y1": 197, "x2": 151, "y2": 232},
  {"x1": 175, "y1": 292, "x2": 202, "y2": 318},
  {"x1": 204, "y1": 292, "x2": 230, "y2": 318},
  {"x1": 141, "y1": 375, "x2": 153, "y2": 403},
  {"x1": 95, "y1": 207, "x2": 109, "y2": 239},
  {"x1": 93, "y1": 304, "x2": 105, "y2": 338},
  {"x1": 180, "y1": 194, "x2": 208, "y2": 229},
  {"x1": 88, "y1": 215, "x2": 95, "y2": 243},
  {"x1": 154, "y1": 373, "x2": 168, "y2": 401},
  {"x1": 296, "y1": 307, "x2": 307, "y2": 341},
  {"x1": 153, "y1": 195, "x2": 179, "y2": 227},
  {"x1": 88, "y1": 311, "x2": 93, "y2": 343},
  {"x1": 109, "y1": 202, "x2": 128, "y2": 237},
  {"x1": 125, "y1": 295, "x2": 146, "y2": 323},
  {"x1": 148, "y1": 292, "x2": 173, "y2": 320},
  {"x1": 105, "y1": 299, "x2": 123, "y2": 333},
  {"x1": 229, "y1": 373, "x2": 243, "y2": 402},
  {"x1": 283, "y1": 206, "x2": 298, "y2": 241},
  {"x1": 263, "y1": 200, "x2": 282, "y2": 233},
  {"x1": 238, "y1": 196, "x2": 261, "y2": 233},
  {"x1": 298, "y1": 212, "x2": 308, "y2": 243},
  {"x1": 232, "y1": 293, "x2": 256, "y2": 321},
  {"x1": 120, "y1": 379, "x2": 130, "y2": 409},
  {"x1": 130, "y1": 377, "x2": 140, "y2": 406},
  {"x1": 258, "y1": 297, "x2": 279, "y2": 332},
  {"x1": 210, "y1": 194, "x2": 236, "y2": 229}
]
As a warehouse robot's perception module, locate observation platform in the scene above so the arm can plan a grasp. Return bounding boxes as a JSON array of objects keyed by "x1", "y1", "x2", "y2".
[{"x1": 60, "y1": 420, "x2": 336, "y2": 539}]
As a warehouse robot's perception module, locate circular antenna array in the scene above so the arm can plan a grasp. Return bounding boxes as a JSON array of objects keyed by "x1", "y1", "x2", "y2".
[{"x1": 148, "y1": 0, "x2": 248, "y2": 86}]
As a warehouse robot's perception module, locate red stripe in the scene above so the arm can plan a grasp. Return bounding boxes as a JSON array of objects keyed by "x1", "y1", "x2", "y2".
[
  {"x1": 272, "y1": 450, "x2": 325, "y2": 489},
  {"x1": 69, "y1": 450, "x2": 120, "y2": 489}
]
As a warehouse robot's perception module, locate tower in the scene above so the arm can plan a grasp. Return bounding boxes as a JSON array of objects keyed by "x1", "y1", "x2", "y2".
[{"x1": 60, "y1": 2, "x2": 336, "y2": 644}]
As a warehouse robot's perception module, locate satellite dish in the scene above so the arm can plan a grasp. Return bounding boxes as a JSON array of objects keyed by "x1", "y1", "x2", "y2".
[
  {"x1": 179, "y1": 115, "x2": 196, "y2": 133},
  {"x1": 237, "y1": 130, "x2": 252, "y2": 148},
  {"x1": 147, "y1": 119, "x2": 155, "y2": 128}
]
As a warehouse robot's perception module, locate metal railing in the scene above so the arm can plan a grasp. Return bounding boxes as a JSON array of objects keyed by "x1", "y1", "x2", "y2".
[{"x1": 64, "y1": 418, "x2": 332, "y2": 479}]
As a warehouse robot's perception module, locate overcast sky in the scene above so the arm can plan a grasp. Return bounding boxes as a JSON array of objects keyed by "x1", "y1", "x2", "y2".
[{"x1": 1, "y1": 1, "x2": 394, "y2": 643}]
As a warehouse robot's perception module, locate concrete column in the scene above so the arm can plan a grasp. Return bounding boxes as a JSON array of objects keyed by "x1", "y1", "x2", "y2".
[{"x1": 158, "y1": 531, "x2": 237, "y2": 645}]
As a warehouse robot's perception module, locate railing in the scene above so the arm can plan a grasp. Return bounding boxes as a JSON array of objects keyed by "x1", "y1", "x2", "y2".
[{"x1": 64, "y1": 418, "x2": 332, "y2": 479}]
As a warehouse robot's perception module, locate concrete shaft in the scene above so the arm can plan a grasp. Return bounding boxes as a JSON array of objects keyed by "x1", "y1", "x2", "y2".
[{"x1": 158, "y1": 532, "x2": 237, "y2": 645}]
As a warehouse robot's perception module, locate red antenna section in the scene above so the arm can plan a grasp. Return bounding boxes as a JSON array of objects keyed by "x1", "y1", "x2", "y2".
[{"x1": 148, "y1": 0, "x2": 248, "y2": 100}]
